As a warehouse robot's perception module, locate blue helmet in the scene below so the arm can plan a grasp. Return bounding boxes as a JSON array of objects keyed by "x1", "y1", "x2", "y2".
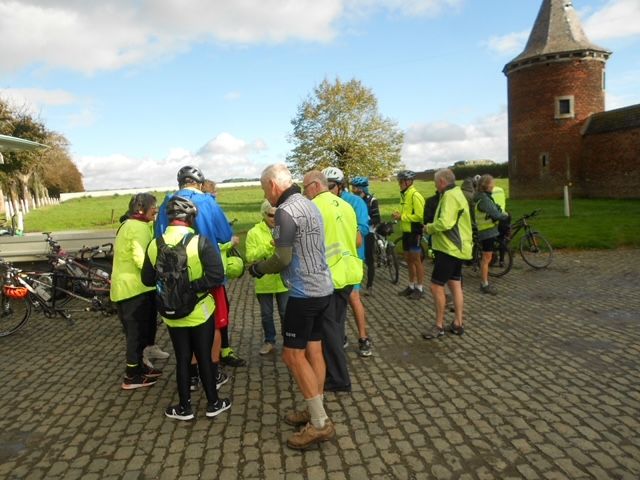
[{"x1": 350, "y1": 176, "x2": 369, "y2": 188}]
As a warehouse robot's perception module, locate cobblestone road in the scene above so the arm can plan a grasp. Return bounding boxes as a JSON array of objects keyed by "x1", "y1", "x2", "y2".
[{"x1": 1, "y1": 249, "x2": 639, "y2": 479}]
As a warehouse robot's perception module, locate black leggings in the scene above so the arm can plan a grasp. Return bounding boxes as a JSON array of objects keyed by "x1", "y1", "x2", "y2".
[
  {"x1": 117, "y1": 291, "x2": 157, "y2": 374},
  {"x1": 364, "y1": 233, "x2": 375, "y2": 288},
  {"x1": 167, "y1": 316, "x2": 219, "y2": 407}
]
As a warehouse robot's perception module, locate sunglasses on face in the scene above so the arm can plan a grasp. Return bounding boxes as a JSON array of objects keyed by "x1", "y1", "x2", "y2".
[{"x1": 266, "y1": 213, "x2": 275, "y2": 218}]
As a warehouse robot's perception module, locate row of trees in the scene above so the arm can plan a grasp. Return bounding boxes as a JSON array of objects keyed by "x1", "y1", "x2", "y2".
[{"x1": 0, "y1": 99, "x2": 83, "y2": 219}]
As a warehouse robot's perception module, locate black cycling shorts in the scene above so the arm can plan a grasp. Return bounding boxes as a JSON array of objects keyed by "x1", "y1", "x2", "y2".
[
  {"x1": 402, "y1": 232, "x2": 422, "y2": 252},
  {"x1": 431, "y1": 251, "x2": 463, "y2": 286},
  {"x1": 282, "y1": 295, "x2": 334, "y2": 349},
  {"x1": 480, "y1": 237, "x2": 496, "y2": 253}
]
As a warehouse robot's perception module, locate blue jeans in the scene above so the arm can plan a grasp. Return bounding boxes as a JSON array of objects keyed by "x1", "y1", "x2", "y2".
[{"x1": 257, "y1": 292, "x2": 288, "y2": 344}]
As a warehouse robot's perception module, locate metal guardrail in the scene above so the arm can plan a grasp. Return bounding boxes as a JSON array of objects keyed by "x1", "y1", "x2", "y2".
[{"x1": 0, "y1": 230, "x2": 116, "y2": 263}]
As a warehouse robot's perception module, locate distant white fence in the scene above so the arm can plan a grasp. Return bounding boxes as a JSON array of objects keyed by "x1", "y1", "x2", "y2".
[{"x1": 59, "y1": 181, "x2": 261, "y2": 202}]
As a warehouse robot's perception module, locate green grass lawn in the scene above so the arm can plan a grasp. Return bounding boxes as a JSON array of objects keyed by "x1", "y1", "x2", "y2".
[{"x1": 20, "y1": 179, "x2": 640, "y2": 249}]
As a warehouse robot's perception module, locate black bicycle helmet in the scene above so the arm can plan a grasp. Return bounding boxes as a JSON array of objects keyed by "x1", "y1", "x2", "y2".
[
  {"x1": 177, "y1": 165, "x2": 205, "y2": 185},
  {"x1": 397, "y1": 170, "x2": 416, "y2": 181},
  {"x1": 167, "y1": 195, "x2": 198, "y2": 221},
  {"x1": 350, "y1": 176, "x2": 369, "y2": 187}
]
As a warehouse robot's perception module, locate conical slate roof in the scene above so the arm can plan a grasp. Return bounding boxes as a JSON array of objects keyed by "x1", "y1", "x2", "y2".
[{"x1": 504, "y1": 0, "x2": 610, "y2": 73}]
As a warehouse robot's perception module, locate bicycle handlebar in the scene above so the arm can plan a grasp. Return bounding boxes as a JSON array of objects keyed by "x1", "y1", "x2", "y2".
[
  {"x1": 78, "y1": 243, "x2": 113, "y2": 260},
  {"x1": 523, "y1": 209, "x2": 541, "y2": 220}
]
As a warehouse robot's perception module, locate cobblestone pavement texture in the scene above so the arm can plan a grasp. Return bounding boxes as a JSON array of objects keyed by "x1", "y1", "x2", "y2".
[{"x1": 1, "y1": 249, "x2": 639, "y2": 479}]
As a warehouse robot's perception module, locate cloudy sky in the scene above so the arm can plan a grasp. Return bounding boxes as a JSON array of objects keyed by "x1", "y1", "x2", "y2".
[{"x1": 1, "y1": 0, "x2": 639, "y2": 190}]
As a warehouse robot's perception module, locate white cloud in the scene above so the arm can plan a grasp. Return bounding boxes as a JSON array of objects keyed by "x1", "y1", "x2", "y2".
[
  {"x1": 75, "y1": 132, "x2": 270, "y2": 190},
  {"x1": 485, "y1": 31, "x2": 529, "y2": 56},
  {"x1": 583, "y1": 0, "x2": 640, "y2": 42},
  {"x1": 223, "y1": 91, "x2": 241, "y2": 101},
  {"x1": 0, "y1": 87, "x2": 76, "y2": 116},
  {"x1": 66, "y1": 108, "x2": 97, "y2": 128},
  {"x1": 402, "y1": 110, "x2": 507, "y2": 171},
  {"x1": 347, "y1": 0, "x2": 461, "y2": 17},
  {"x1": 0, "y1": 87, "x2": 98, "y2": 129},
  {"x1": 0, "y1": 0, "x2": 461, "y2": 75}
]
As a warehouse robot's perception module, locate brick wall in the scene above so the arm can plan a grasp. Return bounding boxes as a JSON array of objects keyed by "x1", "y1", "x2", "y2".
[
  {"x1": 507, "y1": 59, "x2": 606, "y2": 199},
  {"x1": 582, "y1": 128, "x2": 640, "y2": 198}
]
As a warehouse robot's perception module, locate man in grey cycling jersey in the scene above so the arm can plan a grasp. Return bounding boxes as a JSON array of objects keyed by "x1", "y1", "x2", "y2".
[{"x1": 248, "y1": 163, "x2": 336, "y2": 451}]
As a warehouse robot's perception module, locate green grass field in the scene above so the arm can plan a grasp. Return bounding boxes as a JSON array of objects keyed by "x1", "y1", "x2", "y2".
[{"x1": 20, "y1": 179, "x2": 640, "y2": 249}]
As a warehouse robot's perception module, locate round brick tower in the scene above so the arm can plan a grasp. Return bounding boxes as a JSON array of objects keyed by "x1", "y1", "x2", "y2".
[{"x1": 503, "y1": 0, "x2": 610, "y2": 199}]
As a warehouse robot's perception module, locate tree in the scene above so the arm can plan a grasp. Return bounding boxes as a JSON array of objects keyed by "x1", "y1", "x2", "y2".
[
  {"x1": 0, "y1": 98, "x2": 84, "y2": 216},
  {"x1": 287, "y1": 78, "x2": 404, "y2": 178},
  {"x1": 39, "y1": 133, "x2": 84, "y2": 196}
]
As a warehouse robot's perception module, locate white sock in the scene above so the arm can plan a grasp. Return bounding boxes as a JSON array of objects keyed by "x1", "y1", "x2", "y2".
[
  {"x1": 416, "y1": 284, "x2": 423, "y2": 292},
  {"x1": 306, "y1": 395, "x2": 328, "y2": 429},
  {"x1": 409, "y1": 283, "x2": 415, "y2": 289},
  {"x1": 482, "y1": 281, "x2": 489, "y2": 287}
]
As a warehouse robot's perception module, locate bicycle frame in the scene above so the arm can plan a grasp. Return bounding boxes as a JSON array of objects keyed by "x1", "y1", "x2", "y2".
[
  {"x1": 43, "y1": 233, "x2": 112, "y2": 298},
  {"x1": 373, "y1": 222, "x2": 400, "y2": 284}
]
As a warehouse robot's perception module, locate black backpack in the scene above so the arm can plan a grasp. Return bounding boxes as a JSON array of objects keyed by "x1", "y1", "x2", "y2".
[{"x1": 154, "y1": 233, "x2": 200, "y2": 319}]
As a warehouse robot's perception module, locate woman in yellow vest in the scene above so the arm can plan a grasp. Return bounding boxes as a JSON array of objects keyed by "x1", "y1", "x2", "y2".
[
  {"x1": 141, "y1": 196, "x2": 231, "y2": 421},
  {"x1": 473, "y1": 175, "x2": 509, "y2": 295},
  {"x1": 245, "y1": 200, "x2": 289, "y2": 355},
  {"x1": 111, "y1": 193, "x2": 161, "y2": 390}
]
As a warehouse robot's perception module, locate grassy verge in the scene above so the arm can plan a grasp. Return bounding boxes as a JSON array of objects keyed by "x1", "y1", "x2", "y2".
[{"x1": 21, "y1": 180, "x2": 640, "y2": 250}]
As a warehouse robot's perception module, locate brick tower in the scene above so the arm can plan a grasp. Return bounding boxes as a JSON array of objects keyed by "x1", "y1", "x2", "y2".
[{"x1": 503, "y1": 0, "x2": 610, "y2": 198}]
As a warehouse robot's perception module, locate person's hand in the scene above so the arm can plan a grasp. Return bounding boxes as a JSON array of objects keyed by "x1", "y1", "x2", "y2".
[
  {"x1": 391, "y1": 211, "x2": 401, "y2": 221},
  {"x1": 231, "y1": 235, "x2": 240, "y2": 247},
  {"x1": 247, "y1": 263, "x2": 264, "y2": 279}
]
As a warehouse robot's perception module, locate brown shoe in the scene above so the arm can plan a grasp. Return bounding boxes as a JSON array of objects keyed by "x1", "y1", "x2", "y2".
[
  {"x1": 284, "y1": 409, "x2": 311, "y2": 427},
  {"x1": 287, "y1": 421, "x2": 335, "y2": 450}
]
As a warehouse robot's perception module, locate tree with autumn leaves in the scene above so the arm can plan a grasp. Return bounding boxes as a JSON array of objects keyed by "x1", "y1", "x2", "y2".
[
  {"x1": 287, "y1": 78, "x2": 403, "y2": 179},
  {"x1": 0, "y1": 99, "x2": 83, "y2": 216}
]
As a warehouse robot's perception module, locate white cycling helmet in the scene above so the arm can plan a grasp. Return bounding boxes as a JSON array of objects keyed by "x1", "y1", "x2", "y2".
[{"x1": 322, "y1": 167, "x2": 344, "y2": 184}]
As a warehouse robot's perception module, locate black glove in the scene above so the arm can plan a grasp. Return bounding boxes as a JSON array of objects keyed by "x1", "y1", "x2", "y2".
[{"x1": 248, "y1": 263, "x2": 264, "y2": 279}]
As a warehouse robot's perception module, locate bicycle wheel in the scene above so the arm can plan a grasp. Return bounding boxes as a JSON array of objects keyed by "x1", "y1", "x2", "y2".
[
  {"x1": 0, "y1": 292, "x2": 32, "y2": 337},
  {"x1": 519, "y1": 231, "x2": 553, "y2": 269},
  {"x1": 489, "y1": 244, "x2": 513, "y2": 278},
  {"x1": 386, "y1": 243, "x2": 399, "y2": 284}
]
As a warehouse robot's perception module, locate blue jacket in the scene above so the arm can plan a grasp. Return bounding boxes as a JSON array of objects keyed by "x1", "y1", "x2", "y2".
[
  {"x1": 340, "y1": 190, "x2": 370, "y2": 260},
  {"x1": 155, "y1": 187, "x2": 233, "y2": 251}
]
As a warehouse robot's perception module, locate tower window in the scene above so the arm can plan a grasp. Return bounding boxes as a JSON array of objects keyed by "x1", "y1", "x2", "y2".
[
  {"x1": 555, "y1": 96, "x2": 574, "y2": 119},
  {"x1": 541, "y1": 153, "x2": 549, "y2": 171}
]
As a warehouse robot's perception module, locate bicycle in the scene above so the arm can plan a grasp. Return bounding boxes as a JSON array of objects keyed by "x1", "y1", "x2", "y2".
[
  {"x1": 372, "y1": 222, "x2": 399, "y2": 284},
  {"x1": 42, "y1": 232, "x2": 113, "y2": 302},
  {"x1": 507, "y1": 210, "x2": 553, "y2": 269},
  {"x1": 0, "y1": 259, "x2": 116, "y2": 337},
  {"x1": 469, "y1": 230, "x2": 513, "y2": 278}
]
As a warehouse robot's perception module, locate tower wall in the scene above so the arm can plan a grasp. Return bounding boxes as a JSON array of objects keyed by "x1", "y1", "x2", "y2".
[{"x1": 507, "y1": 58, "x2": 606, "y2": 199}]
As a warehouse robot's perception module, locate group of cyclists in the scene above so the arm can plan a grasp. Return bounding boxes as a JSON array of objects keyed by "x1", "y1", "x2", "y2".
[
  {"x1": 108, "y1": 161, "x2": 509, "y2": 449},
  {"x1": 392, "y1": 168, "x2": 510, "y2": 340}
]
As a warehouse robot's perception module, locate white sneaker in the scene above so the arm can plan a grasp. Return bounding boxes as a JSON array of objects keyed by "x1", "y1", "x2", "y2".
[
  {"x1": 144, "y1": 345, "x2": 170, "y2": 360},
  {"x1": 259, "y1": 343, "x2": 274, "y2": 355},
  {"x1": 142, "y1": 356, "x2": 155, "y2": 369}
]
